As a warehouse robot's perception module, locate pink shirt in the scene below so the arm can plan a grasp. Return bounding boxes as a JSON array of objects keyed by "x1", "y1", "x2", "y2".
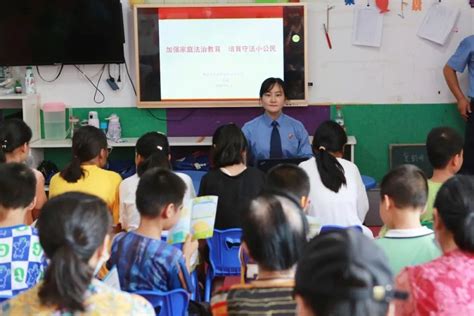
[{"x1": 396, "y1": 249, "x2": 474, "y2": 316}]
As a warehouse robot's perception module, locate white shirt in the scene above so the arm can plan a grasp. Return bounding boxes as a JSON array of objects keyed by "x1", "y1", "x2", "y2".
[
  {"x1": 119, "y1": 172, "x2": 196, "y2": 231},
  {"x1": 299, "y1": 157, "x2": 372, "y2": 237}
]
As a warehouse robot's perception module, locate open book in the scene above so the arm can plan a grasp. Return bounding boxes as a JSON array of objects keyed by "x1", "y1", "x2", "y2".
[{"x1": 167, "y1": 195, "x2": 219, "y2": 244}]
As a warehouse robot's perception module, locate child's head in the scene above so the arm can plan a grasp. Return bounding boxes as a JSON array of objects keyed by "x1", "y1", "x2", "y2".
[
  {"x1": 259, "y1": 77, "x2": 287, "y2": 117},
  {"x1": 242, "y1": 192, "x2": 308, "y2": 272},
  {"x1": 0, "y1": 163, "x2": 36, "y2": 212},
  {"x1": 426, "y1": 127, "x2": 463, "y2": 173},
  {"x1": 38, "y1": 192, "x2": 112, "y2": 312},
  {"x1": 0, "y1": 118, "x2": 32, "y2": 163},
  {"x1": 136, "y1": 168, "x2": 186, "y2": 229},
  {"x1": 60, "y1": 126, "x2": 108, "y2": 183},
  {"x1": 266, "y1": 163, "x2": 310, "y2": 211},
  {"x1": 295, "y1": 229, "x2": 397, "y2": 316},
  {"x1": 212, "y1": 123, "x2": 247, "y2": 168},
  {"x1": 312, "y1": 120, "x2": 347, "y2": 193},
  {"x1": 434, "y1": 175, "x2": 474, "y2": 253},
  {"x1": 135, "y1": 132, "x2": 171, "y2": 176},
  {"x1": 379, "y1": 165, "x2": 428, "y2": 226}
]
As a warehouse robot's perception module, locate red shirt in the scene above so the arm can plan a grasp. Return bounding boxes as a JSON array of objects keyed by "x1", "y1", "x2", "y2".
[{"x1": 396, "y1": 249, "x2": 474, "y2": 315}]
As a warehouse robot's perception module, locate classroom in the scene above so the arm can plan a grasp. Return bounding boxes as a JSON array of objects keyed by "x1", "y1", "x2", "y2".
[{"x1": 0, "y1": 0, "x2": 473, "y2": 314}]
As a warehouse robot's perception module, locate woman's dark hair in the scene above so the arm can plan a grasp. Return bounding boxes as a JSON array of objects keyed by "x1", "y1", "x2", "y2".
[
  {"x1": 312, "y1": 120, "x2": 347, "y2": 192},
  {"x1": 259, "y1": 77, "x2": 288, "y2": 99},
  {"x1": 434, "y1": 175, "x2": 474, "y2": 252},
  {"x1": 38, "y1": 192, "x2": 112, "y2": 312},
  {"x1": 211, "y1": 124, "x2": 247, "y2": 168},
  {"x1": 0, "y1": 118, "x2": 32, "y2": 163},
  {"x1": 60, "y1": 126, "x2": 107, "y2": 183},
  {"x1": 135, "y1": 132, "x2": 171, "y2": 177},
  {"x1": 242, "y1": 192, "x2": 308, "y2": 271}
]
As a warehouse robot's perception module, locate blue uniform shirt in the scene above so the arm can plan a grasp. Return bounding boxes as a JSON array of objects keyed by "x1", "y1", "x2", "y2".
[
  {"x1": 242, "y1": 112, "x2": 313, "y2": 164},
  {"x1": 447, "y1": 35, "x2": 474, "y2": 98}
]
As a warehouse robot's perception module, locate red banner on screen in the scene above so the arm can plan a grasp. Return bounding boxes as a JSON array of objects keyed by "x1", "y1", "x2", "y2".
[{"x1": 158, "y1": 6, "x2": 284, "y2": 19}]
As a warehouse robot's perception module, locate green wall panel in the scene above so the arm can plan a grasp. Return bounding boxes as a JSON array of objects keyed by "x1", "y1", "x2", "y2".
[
  {"x1": 42, "y1": 107, "x2": 166, "y2": 168},
  {"x1": 331, "y1": 103, "x2": 465, "y2": 182}
]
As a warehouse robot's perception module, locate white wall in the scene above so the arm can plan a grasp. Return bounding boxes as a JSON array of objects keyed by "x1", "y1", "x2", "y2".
[
  {"x1": 32, "y1": 0, "x2": 473, "y2": 107},
  {"x1": 307, "y1": 0, "x2": 473, "y2": 104}
]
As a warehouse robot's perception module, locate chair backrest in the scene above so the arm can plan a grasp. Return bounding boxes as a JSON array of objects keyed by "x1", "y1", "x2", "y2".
[
  {"x1": 207, "y1": 228, "x2": 243, "y2": 277},
  {"x1": 320, "y1": 225, "x2": 363, "y2": 234},
  {"x1": 133, "y1": 289, "x2": 189, "y2": 316}
]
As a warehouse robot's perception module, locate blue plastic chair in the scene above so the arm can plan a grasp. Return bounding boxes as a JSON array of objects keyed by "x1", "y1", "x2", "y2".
[
  {"x1": 362, "y1": 175, "x2": 377, "y2": 190},
  {"x1": 133, "y1": 289, "x2": 189, "y2": 316},
  {"x1": 204, "y1": 228, "x2": 243, "y2": 302},
  {"x1": 320, "y1": 224, "x2": 363, "y2": 234}
]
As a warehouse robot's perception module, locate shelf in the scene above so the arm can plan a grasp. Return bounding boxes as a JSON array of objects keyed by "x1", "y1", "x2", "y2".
[
  {"x1": 30, "y1": 136, "x2": 214, "y2": 149},
  {"x1": 0, "y1": 93, "x2": 32, "y2": 100},
  {"x1": 30, "y1": 136, "x2": 353, "y2": 148}
]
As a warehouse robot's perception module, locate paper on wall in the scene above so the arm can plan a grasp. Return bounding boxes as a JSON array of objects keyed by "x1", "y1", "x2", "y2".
[
  {"x1": 352, "y1": 6, "x2": 384, "y2": 48},
  {"x1": 417, "y1": 3, "x2": 460, "y2": 46}
]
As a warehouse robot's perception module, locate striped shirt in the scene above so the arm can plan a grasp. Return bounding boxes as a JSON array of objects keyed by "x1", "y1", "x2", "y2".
[{"x1": 212, "y1": 280, "x2": 296, "y2": 316}]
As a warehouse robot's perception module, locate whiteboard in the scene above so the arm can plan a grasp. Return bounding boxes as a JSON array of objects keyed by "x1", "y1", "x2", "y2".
[
  {"x1": 307, "y1": 0, "x2": 473, "y2": 104},
  {"x1": 28, "y1": 0, "x2": 473, "y2": 107}
]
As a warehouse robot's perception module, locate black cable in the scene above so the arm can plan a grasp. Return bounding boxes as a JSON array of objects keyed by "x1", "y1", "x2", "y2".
[
  {"x1": 124, "y1": 59, "x2": 137, "y2": 96},
  {"x1": 73, "y1": 65, "x2": 106, "y2": 104},
  {"x1": 117, "y1": 64, "x2": 121, "y2": 82},
  {"x1": 146, "y1": 108, "x2": 196, "y2": 122},
  {"x1": 36, "y1": 65, "x2": 64, "y2": 82}
]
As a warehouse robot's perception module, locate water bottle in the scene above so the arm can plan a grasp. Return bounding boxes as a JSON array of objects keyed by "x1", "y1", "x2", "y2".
[
  {"x1": 25, "y1": 66, "x2": 36, "y2": 94},
  {"x1": 335, "y1": 105, "x2": 345, "y2": 130},
  {"x1": 106, "y1": 114, "x2": 122, "y2": 142}
]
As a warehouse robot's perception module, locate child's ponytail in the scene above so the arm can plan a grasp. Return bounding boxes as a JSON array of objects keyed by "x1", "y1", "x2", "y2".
[
  {"x1": 38, "y1": 192, "x2": 112, "y2": 312},
  {"x1": 39, "y1": 245, "x2": 93, "y2": 311},
  {"x1": 315, "y1": 146, "x2": 346, "y2": 193},
  {"x1": 312, "y1": 121, "x2": 348, "y2": 193},
  {"x1": 60, "y1": 126, "x2": 107, "y2": 183}
]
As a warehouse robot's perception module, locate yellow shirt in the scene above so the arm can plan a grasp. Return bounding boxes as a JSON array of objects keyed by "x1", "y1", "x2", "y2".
[
  {"x1": 49, "y1": 165, "x2": 122, "y2": 224},
  {"x1": 0, "y1": 279, "x2": 154, "y2": 315}
]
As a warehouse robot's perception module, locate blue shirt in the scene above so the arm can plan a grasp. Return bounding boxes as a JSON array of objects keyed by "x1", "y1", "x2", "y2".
[
  {"x1": 0, "y1": 225, "x2": 47, "y2": 297},
  {"x1": 447, "y1": 35, "x2": 474, "y2": 98},
  {"x1": 242, "y1": 113, "x2": 313, "y2": 164},
  {"x1": 106, "y1": 232, "x2": 193, "y2": 293}
]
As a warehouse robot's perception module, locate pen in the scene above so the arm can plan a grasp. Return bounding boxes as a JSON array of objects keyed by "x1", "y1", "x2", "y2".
[{"x1": 323, "y1": 24, "x2": 332, "y2": 49}]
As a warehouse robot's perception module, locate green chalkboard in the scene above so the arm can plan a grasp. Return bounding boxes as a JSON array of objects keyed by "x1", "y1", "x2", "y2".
[{"x1": 389, "y1": 144, "x2": 433, "y2": 178}]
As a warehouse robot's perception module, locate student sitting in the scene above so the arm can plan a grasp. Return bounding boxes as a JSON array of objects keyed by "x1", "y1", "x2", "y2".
[
  {"x1": 375, "y1": 165, "x2": 441, "y2": 275},
  {"x1": 0, "y1": 118, "x2": 47, "y2": 223},
  {"x1": 421, "y1": 126, "x2": 463, "y2": 228},
  {"x1": 265, "y1": 163, "x2": 321, "y2": 239},
  {"x1": 119, "y1": 132, "x2": 196, "y2": 231},
  {"x1": 396, "y1": 175, "x2": 474, "y2": 315},
  {"x1": 211, "y1": 192, "x2": 308, "y2": 315},
  {"x1": 107, "y1": 168, "x2": 198, "y2": 293},
  {"x1": 0, "y1": 192, "x2": 154, "y2": 315},
  {"x1": 49, "y1": 126, "x2": 122, "y2": 225},
  {"x1": 199, "y1": 124, "x2": 265, "y2": 229},
  {"x1": 294, "y1": 229, "x2": 405, "y2": 316},
  {"x1": 242, "y1": 77, "x2": 312, "y2": 165},
  {"x1": 0, "y1": 163, "x2": 48, "y2": 297},
  {"x1": 299, "y1": 121, "x2": 371, "y2": 237},
  {"x1": 265, "y1": 163, "x2": 310, "y2": 212}
]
